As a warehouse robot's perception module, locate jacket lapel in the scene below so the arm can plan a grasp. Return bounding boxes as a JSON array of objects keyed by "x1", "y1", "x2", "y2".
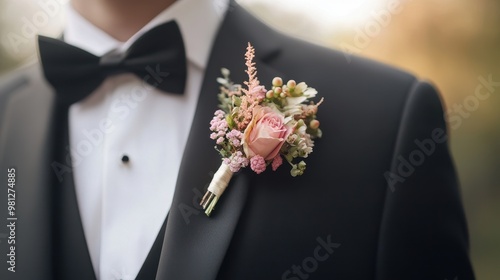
[
  {"x1": 52, "y1": 104, "x2": 96, "y2": 280},
  {"x1": 0, "y1": 64, "x2": 56, "y2": 280},
  {"x1": 0, "y1": 63, "x2": 99, "y2": 280},
  {"x1": 156, "y1": 3, "x2": 285, "y2": 279}
]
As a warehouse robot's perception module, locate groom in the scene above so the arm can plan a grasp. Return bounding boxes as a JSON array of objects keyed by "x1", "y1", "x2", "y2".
[{"x1": 0, "y1": 0, "x2": 474, "y2": 279}]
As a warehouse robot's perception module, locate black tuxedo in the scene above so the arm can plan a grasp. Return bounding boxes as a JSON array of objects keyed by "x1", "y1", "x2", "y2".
[{"x1": 0, "y1": 2, "x2": 474, "y2": 280}]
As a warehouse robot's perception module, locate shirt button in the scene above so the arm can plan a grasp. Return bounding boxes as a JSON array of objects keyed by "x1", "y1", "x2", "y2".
[{"x1": 121, "y1": 154, "x2": 130, "y2": 163}]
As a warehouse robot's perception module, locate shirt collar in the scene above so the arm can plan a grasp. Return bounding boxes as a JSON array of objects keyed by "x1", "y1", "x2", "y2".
[{"x1": 64, "y1": 0, "x2": 228, "y2": 69}]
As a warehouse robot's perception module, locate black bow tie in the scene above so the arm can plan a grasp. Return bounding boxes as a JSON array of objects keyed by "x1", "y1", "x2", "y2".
[{"x1": 38, "y1": 21, "x2": 187, "y2": 104}]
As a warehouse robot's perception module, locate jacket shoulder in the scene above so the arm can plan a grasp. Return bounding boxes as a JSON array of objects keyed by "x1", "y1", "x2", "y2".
[
  {"x1": 0, "y1": 61, "x2": 54, "y2": 135},
  {"x1": 274, "y1": 31, "x2": 418, "y2": 94},
  {"x1": 0, "y1": 61, "x2": 44, "y2": 98}
]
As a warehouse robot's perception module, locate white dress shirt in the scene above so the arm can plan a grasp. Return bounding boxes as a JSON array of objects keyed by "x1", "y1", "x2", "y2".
[{"x1": 65, "y1": 0, "x2": 227, "y2": 279}]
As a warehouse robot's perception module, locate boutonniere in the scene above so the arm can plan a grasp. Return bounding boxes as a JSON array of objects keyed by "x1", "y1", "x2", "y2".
[{"x1": 200, "y1": 43, "x2": 324, "y2": 216}]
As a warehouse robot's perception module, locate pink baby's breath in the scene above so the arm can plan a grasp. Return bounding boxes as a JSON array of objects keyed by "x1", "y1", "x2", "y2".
[
  {"x1": 226, "y1": 129, "x2": 243, "y2": 147},
  {"x1": 271, "y1": 155, "x2": 283, "y2": 171},
  {"x1": 210, "y1": 110, "x2": 228, "y2": 138},
  {"x1": 223, "y1": 151, "x2": 249, "y2": 173},
  {"x1": 250, "y1": 155, "x2": 266, "y2": 174}
]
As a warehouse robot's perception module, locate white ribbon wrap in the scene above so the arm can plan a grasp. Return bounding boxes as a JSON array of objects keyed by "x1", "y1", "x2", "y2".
[{"x1": 207, "y1": 163, "x2": 233, "y2": 197}]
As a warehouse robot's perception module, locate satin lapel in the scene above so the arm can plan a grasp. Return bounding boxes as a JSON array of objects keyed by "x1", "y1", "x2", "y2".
[
  {"x1": 0, "y1": 64, "x2": 56, "y2": 280},
  {"x1": 53, "y1": 104, "x2": 96, "y2": 280},
  {"x1": 1, "y1": 63, "x2": 98, "y2": 279},
  {"x1": 156, "y1": 3, "x2": 285, "y2": 280}
]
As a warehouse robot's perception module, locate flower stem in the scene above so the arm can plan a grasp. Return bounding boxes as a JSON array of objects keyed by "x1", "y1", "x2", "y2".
[
  {"x1": 204, "y1": 196, "x2": 219, "y2": 217},
  {"x1": 199, "y1": 163, "x2": 233, "y2": 216}
]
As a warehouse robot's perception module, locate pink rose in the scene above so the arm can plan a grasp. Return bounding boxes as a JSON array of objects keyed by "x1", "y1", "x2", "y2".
[{"x1": 243, "y1": 106, "x2": 291, "y2": 160}]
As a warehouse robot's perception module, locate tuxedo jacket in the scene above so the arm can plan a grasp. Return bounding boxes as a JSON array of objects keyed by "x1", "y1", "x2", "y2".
[{"x1": 0, "y1": 3, "x2": 474, "y2": 280}]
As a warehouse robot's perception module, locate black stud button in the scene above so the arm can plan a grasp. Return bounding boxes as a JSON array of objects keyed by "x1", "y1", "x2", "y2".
[{"x1": 121, "y1": 155, "x2": 130, "y2": 163}]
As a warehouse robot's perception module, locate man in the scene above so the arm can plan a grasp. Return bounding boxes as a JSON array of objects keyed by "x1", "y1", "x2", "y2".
[{"x1": 0, "y1": 0, "x2": 474, "y2": 279}]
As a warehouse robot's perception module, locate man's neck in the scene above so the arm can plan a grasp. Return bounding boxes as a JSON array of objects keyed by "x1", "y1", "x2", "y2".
[{"x1": 71, "y1": 0, "x2": 177, "y2": 42}]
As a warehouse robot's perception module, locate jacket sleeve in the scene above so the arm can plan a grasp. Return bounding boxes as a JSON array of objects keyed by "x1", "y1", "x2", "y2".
[{"x1": 375, "y1": 81, "x2": 475, "y2": 280}]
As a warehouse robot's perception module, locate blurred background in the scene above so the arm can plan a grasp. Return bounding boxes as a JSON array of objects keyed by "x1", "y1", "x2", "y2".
[{"x1": 1, "y1": 0, "x2": 499, "y2": 278}]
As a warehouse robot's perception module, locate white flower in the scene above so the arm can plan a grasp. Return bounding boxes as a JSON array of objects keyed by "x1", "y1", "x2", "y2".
[
  {"x1": 285, "y1": 96, "x2": 307, "y2": 106},
  {"x1": 285, "y1": 83, "x2": 317, "y2": 106},
  {"x1": 304, "y1": 87, "x2": 317, "y2": 98},
  {"x1": 295, "y1": 82, "x2": 308, "y2": 94}
]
